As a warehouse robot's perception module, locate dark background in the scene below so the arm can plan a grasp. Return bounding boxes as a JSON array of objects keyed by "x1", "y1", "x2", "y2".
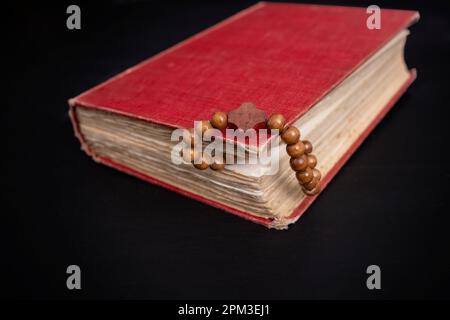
[{"x1": 3, "y1": 0, "x2": 450, "y2": 299}]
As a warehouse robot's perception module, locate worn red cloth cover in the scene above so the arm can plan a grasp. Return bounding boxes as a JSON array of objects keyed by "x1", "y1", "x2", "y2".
[{"x1": 69, "y1": 2, "x2": 419, "y2": 227}]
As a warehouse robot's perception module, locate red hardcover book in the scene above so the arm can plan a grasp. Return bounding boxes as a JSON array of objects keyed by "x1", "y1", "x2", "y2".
[{"x1": 69, "y1": 2, "x2": 419, "y2": 229}]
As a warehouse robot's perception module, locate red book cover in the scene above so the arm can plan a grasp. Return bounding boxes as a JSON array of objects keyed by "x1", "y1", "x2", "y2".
[{"x1": 69, "y1": 2, "x2": 419, "y2": 227}]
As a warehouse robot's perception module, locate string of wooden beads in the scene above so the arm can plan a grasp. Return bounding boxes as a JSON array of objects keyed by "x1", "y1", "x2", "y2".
[
  {"x1": 182, "y1": 112, "x2": 321, "y2": 196},
  {"x1": 266, "y1": 114, "x2": 322, "y2": 196},
  {"x1": 181, "y1": 118, "x2": 225, "y2": 171}
]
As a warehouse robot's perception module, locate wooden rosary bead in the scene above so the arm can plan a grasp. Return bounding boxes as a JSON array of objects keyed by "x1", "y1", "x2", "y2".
[
  {"x1": 303, "y1": 183, "x2": 321, "y2": 196},
  {"x1": 211, "y1": 112, "x2": 228, "y2": 130},
  {"x1": 289, "y1": 155, "x2": 308, "y2": 171},
  {"x1": 304, "y1": 176, "x2": 319, "y2": 191},
  {"x1": 303, "y1": 140, "x2": 313, "y2": 154},
  {"x1": 210, "y1": 159, "x2": 225, "y2": 171},
  {"x1": 312, "y1": 168, "x2": 321, "y2": 181},
  {"x1": 307, "y1": 154, "x2": 317, "y2": 169},
  {"x1": 193, "y1": 158, "x2": 209, "y2": 170},
  {"x1": 196, "y1": 120, "x2": 212, "y2": 136},
  {"x1": 281, "y1": 126, "x2": 300, "y2": 144},
  {"x1": 286, "y1": 141, "x2": 305, "y2": 158},
  {"x1": 267, "y1": 113, "x2": 285, "y2": 131},
  {"x1": 296, "y1": 167, "x2": 313, "y2": 184}
]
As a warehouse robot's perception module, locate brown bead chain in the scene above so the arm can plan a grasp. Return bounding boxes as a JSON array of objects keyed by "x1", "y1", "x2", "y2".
[
  {"x1": 183, "y1": 110, "x2": 322, "y2": 196},
  {"x1": 266, "y1": 114, "x2": 322, "y2": 196},
  {"x1": 184, "y1": 121, "x2": 213, "y2": 171},
  {"x1": 185, "y1": 113, "x2": 230, "y2": 171}
]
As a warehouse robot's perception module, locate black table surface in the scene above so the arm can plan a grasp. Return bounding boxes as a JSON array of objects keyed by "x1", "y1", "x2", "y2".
[{"x1": 4, "y1": 0, "x2": 450, "y2": 299}]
